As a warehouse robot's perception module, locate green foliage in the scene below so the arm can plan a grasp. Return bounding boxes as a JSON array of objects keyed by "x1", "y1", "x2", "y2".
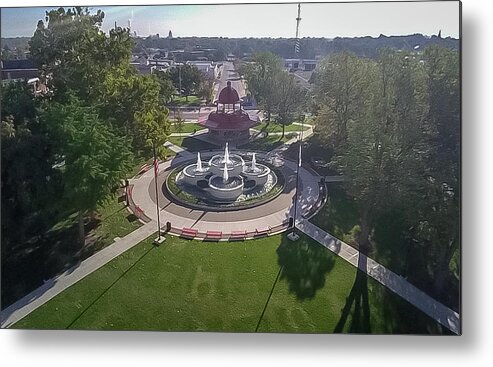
[
  {"x1": 165, "y1": 64, "x2": 202, "y2": 100},
  {"x1": 99, "y1": 66, "x2": 170, "y2": 150},
  {"x1": 1, "y1": 82, "x2": 61, "y2": 256},
  {"x1": 241, "y1": 51, "x2": 305, "y2": 134},
  {"x1": 153, "y1": 71, "x2": 176, "y2": 104},
  {"x1": 240, "y1": 51, "x2": 284, "y2": 121},
  {"x1": 313, "y1": 51, "x2": 369, "y2": 150},
  {"x1": 42, "y1": 97, "x2": 133, "y2": 215},
  {"x1": 134, "y1": 101, "x2": 170, "y2": 157},
  {"x1": 198, "y1": 74, "x2": 215, "y2": 104},
  {"x1": 273, "y1": 71, "x2": 307, "y2": 137},
  {"x1": 29, "y1": 7, "x2": 133, "y2": 102},
  {"x1": 313, "y1": 46, "x2": 460, "y2": 306}
]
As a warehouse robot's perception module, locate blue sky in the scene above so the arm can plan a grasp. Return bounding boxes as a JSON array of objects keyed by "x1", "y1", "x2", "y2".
[{"x1": 1, "y1": 2, "x2": 460, "y2": 39}]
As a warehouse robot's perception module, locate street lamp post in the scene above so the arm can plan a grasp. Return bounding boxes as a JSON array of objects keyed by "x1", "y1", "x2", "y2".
[{"x1": 152, "y1": 140, "x2": 164, "y2": 244}]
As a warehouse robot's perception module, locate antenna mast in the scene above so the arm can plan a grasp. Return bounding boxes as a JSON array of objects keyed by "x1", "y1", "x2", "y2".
[{"x1": 295, "y1": 3, "x2": 302, "y2": 55}]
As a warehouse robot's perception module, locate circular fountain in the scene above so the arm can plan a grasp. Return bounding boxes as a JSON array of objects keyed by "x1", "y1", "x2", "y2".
[{"x1": 168, "y1": 142, "x2": 284, "y2": 208}]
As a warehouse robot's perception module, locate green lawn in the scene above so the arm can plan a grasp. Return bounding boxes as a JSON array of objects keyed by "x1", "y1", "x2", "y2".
[
  {"x1": 169, "y1": 122, "x2": 205, "y2": 134},
  {"x1": 255, "y1": 122, "x2": 311, "y2": 133},
  {"x1": 170, "y1": 95, "x2": 202, "y2": 106},
  {"x1": 239, "y1": 135, "x2": 292, "y2": 152},
  {"x1": 13, "y1": 232, "x2": 448, "y2": 334}
]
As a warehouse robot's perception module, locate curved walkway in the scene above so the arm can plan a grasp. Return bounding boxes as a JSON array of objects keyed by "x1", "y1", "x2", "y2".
[{"x1": 129, "y1": 149, "x2": 321, "y2": 235}]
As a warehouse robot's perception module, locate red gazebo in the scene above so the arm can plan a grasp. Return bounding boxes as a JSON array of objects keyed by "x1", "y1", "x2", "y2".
[{"x1": 199, "y1": 81, "x2": 260, "y2": 143}]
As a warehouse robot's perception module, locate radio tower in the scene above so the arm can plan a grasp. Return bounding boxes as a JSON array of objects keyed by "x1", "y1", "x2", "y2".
[{"x1": 295, "y1": 3, "x2": 302, "y2": 56}]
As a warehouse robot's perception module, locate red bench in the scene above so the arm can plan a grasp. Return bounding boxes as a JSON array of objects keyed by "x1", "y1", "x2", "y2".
[
  {"x1": 205, "y1": 231, "x2": 222, "y2": 241},
  {"x1": 230, "y1": 230, "x2": 247, "y2": 241},
  {"x1": 255, "y1": 227, "x2": 271, "y2": 237},
  {"x1": 180, "y1": 227, "x2": 198, "y2": 239}
]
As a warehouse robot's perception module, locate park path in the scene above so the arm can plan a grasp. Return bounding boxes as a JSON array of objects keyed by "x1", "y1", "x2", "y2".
[
  {"x1": 0, "y1": 221, "x2": 157, "y2": 328},
  {"x1": 296, "y1": 219, "x2": 460, "y2": 335},
  {"x1": 163, "y1": 141, "x2": 195, "y2": 158}
]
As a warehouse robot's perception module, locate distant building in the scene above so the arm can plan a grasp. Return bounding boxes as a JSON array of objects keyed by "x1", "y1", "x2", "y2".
[
  {"x1": 284, "y1": 58, "x2": 317, "y2": 72},
  {"x1": 131, "y1": 62, "x2": 152, "y2": 75},
  {"x1": 186, "y1": 61, "x2": 220, "y2": 79},
  {"x1": 1, "y1": 59, "x2": 46, "y2": 94},
  {"x1": 1, "y1": 59, "x2": 38, "y2": 81}
]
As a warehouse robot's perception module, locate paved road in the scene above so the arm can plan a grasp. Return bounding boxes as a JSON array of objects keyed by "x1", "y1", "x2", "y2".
[
  {"x1": 215, "y1": 61, "x2": 247, "y2": 100},
  {"x1": 297, "y1": 219, "x2": 461, "y2": 335}
]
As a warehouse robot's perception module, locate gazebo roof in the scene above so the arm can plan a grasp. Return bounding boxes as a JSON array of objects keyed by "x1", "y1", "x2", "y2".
[
  {"x1": 199, "y1": 110, "x2": 260, "y2": 130},
  {"x1": 217, "y1": 81, "x2": 241, "y2": 104}
]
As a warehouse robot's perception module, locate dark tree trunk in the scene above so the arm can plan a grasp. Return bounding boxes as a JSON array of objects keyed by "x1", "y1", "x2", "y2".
[
  {"x1": 358, "y1": 210, "x2": 372, "y2": 254},
  {"x1": 432, "y1": 241, "x2": 456, "y2": 296},
  {"x1": 78, "y1": 210, "x2": 85, "y2": 247},
  {"x1": 281, "y1": 123, "x2": 286, "y2": 139}
]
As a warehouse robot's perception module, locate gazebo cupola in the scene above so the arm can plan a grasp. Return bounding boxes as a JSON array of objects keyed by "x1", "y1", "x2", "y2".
[
  {"x1": 199, "y1": 81, "x2": 260, "y2": 144},
  {"x1": 217, "y1": 81, "x2": 241, "y2": 112}
]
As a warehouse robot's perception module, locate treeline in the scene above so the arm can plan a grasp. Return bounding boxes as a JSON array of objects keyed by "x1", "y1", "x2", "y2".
[
  {"x1": 2, "y1": 33, "x2": 458, "y2": 61},
  {"x1": 311, "y1": 47, "x2": 460, "y2": 308},
  {"x1": 135, "y1": 33, "x2": 458, "y2": 60},
  {"x1": 1, "y1": 7, "x2": 172, "y2": 257}
]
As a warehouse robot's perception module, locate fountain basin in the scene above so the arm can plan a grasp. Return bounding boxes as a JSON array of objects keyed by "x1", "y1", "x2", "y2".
[
  {"x1": 243, "y1": 163, "x2": 271, "y2": 187},
  {"x1": 182, "y1": 164, "x2": 210, "y2": 185},
  {"x1": 208, "y1": 175, "x2": 244, "y2": 201},
  {"x1": 208, "y1": 154, "x2": 244, "y2": 177}
]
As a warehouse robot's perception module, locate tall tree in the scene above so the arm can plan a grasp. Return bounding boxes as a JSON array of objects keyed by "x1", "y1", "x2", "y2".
[
  {"x1": 272, "y1": 71, "x2": 306, "y2": 139},
  {"x1": 42, "y1": 97, "x2": 133, "y2": 245},
  {"x1": 313, "y1": 51, "x2": 368, "y2": 151},
  {"x1": 154, "y1": 70, "x2": 176, "y2": 104},
  {"x1": 198, "y1": 74, "x2": 215, "y2": 104},
  {"x1": 240, "y1": 51, "x2": 284, "y2": 121},
  {"x1": 29, "y1": 7, "x2": 133, "y2": 103},
  {"x1": 99, "y1": 66, "x2": 170, "y2": 150},
  {"x1": 1, "y1": 82, "x2": 60, "y2": 257},
  {"x1": 412, "y1": 45, "x2": 460, "y2": 297},
  {"x1": 166, "y1": 64, "x2": 202, "y2": 101}
]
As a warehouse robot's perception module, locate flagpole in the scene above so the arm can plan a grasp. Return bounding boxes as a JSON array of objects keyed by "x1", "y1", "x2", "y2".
[
  {"x1": 153, "y1": 140, "x2": 162, "y2": 242},
  {"x1": 292, "y1": 114, "x2": 304, "y2": 233}
]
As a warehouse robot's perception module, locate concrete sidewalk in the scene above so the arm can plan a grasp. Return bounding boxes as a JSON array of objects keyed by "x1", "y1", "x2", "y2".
[
  {"x1": 164, "y1": 141, "x2": 195, "y2": 159},
  {"x1": 1, "y1": 221, "x2": 157, "y2": 328},
  {"x1": 297, "y1": 219, "x2": 460, "y2": 335}
]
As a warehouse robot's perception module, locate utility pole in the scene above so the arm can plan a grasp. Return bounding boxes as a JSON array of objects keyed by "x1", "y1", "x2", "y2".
[{"x1": 179, "y1": 64, "x2": 182, "y2": 97}]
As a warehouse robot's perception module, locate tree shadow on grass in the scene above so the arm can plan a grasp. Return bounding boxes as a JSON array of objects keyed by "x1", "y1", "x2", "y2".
[
  {"x1": 1, "y1": 213, "x2": 111, "y2": 310},
  {"x1": 333, "y1": 255, "x2": 371, "y2": 333},
  {"x1": 310, "y1": 183, "x2": 359, "y2": 240},
  {"x1": 276, "y1": 232, "x2": 335, "y2": 300}
]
